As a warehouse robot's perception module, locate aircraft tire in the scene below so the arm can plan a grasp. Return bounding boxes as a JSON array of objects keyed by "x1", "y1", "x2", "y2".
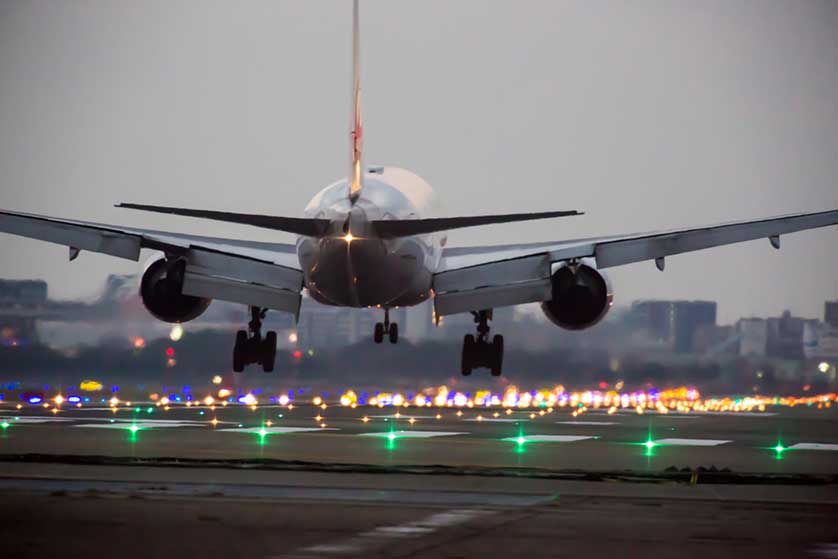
[
  {"x1": 233, "y1": 330, "x2": 247, "y2": 372},
  {"x1": 263, "y1": 331, "x2": 277, "y2": 373},
  {"x1": 490, "y1": 335, "x2": 504, "y2": 377},
  {"x1": 461, "y1": 334, "x2": 475, "y2": 376}
]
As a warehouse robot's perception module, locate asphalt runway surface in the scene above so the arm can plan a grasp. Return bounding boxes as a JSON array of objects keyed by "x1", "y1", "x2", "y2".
[
  {"x1": 2, "y1": 403, "x2": 838, "y2": 557},
  {"x1": 1, "y1": 403, "x2": 838, "y2": 475}
]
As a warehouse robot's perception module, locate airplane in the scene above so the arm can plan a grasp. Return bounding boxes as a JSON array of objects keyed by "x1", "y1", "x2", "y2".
[{"x1": 1, "y1": 1, "x2": 837, "y2": 376}]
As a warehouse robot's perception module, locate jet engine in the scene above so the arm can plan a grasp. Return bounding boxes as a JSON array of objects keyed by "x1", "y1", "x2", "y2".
[
  {"x1": 139, "y1": 256, "x2": 211, "y2": 323},
  {"x1": 540, "y1": 259, "x2": 613, "y2": 330}
]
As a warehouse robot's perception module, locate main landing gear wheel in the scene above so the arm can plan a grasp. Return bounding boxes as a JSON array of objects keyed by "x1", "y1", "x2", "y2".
[
  {"x1": 373, "y1": 308, "x2": 399, "y2": 345},
  {"x1": 460, "y1": 310, "x2": 504, "y2": 376},
  {"x1": 232, "y1": 306, "x2": 277, "y2": 373}
]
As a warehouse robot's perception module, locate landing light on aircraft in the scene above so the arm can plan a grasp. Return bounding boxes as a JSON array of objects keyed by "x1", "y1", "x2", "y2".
[{"x1": 343, "y1": 232, "x2": 355, "y2": 244}]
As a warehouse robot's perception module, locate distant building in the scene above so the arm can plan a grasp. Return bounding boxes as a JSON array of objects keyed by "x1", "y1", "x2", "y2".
[
  {"x1": 804, "y1": 322, "x2": 838, "y2": 359},
  {"x1": 825, "y1": 301, "x2": 838, "y2": 328},
  {"x1": 0, "y1": 279, "x2": 47, "y2": 307},
  {"x1": 766, "y1": 311, "x2": 814, "y2": 360},
  {"x1": 630, "y1": 300, "x2": 717, "y2": 353},
  {"x1": 672, "y1": 301, "x2": 717, "y2": 354},
  {"x1": 296, "y1": 300, "x2": 407, "y2": 347},
  {"x1": 630, "y1": 300, "x2": 673, "y2": 342},
  {"x1": 738, "y1": 318, "x2": 768, "y2": 357},
  {"x1": 405, "y1": 300, "x2": 434, "y2": 340}
]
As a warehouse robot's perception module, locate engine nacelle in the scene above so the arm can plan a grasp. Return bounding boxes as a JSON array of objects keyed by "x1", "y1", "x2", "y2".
[
  {"x1": 139, "y1": 257, "x2": 211, "y2": 323},
  {"x1": 541, "y1": 259, "x2": 613, "y2": 330}
]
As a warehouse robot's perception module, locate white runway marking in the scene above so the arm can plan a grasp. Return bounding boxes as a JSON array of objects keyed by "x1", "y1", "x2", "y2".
[
  {"x1": 285, "y1": 508, "x2": 491, "y2": 558},
  {"x1": 4, "y1": 417, "x2": 74, "y2": 424},
  {"x1": 502, "y1": 435, "x2": 595, "y2": 443},
  {"x1": 369, "y1": 415, "x2": 438, "y2": 420},
  {"x1": 358, "y1": 430, "x2": 468, "y2": 438},
  {"x1": 76, "y1": 421, "x2": 197, "y2": 429},
  {"x1": 557, "y1": 421, "x2": 618, "y2": 426},
  {"x1": 654, "y1": 438, "x2": 731, "y2": 446},
  {"x1": 464, "y1": 418, "x2": 522, "y2": 423},
  {"x1": 220, "y1": 426, "x2": 338, "y2": 434},
  {"x1": 695, "y1": 411, "x2": 777, "y2": 417},
  {"x1": 788, "y1": 443, "x2": 838, "y2": 451}
]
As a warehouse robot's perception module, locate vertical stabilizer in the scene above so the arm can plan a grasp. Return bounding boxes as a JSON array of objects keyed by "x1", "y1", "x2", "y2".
[{"x1": 349, "y1": 0, "x2": 363, "y2": 203}]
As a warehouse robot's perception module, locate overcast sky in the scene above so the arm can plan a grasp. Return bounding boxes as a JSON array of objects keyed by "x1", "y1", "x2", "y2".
[{"x1": 1, "y1": 0, "x2": 836, "y2": 324}]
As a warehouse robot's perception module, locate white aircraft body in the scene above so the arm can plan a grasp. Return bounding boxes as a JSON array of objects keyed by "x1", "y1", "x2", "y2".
[{"x1": 1, "y1": 1, "x2": 837, "y2": 375}]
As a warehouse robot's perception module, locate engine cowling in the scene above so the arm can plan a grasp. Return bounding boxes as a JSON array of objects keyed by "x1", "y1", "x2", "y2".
[
  {"x1": 541, "y1": 260, "x2": 613, "y2": 330},
  {"x1": 139, "y1": 257, "x2": 211, "y2": 323}
]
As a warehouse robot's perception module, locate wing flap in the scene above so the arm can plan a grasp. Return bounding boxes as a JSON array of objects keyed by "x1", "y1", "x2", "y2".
[
  {"x1": 435, "y1": 280, "x2": 552, "y2": 317},
  {"x1": 433, "y1": 253, "x2": 551, "y2": 316},
  {"x1": 182, "y1": 273, "x2": 301, "y2": 317}
]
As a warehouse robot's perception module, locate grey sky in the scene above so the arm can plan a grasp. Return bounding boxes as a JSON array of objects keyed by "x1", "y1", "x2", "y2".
[{"x1": 1, "y1": 0, "x2": 836, "y2": 324}]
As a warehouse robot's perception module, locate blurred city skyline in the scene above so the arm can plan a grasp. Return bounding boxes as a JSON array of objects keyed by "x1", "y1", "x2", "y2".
[{"x1": 1, "y1": 1, "x2": 837, "y2": 324}]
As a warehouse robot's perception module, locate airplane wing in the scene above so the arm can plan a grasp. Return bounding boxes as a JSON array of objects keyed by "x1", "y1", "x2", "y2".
[
  {"x1": 0, "y1": 209, "x2": 304, "y2": 316},
  {"x1": 433, "y1": 209, "x2": 838, "y2": 316}
]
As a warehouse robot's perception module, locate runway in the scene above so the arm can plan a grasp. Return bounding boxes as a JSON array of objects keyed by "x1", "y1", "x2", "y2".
[
  {"x1": 2, "y1": 403, "x2": 838, "y2": 476},
  {"x1": 2, "y1": 403, "x2": 838, "y2": 557}
]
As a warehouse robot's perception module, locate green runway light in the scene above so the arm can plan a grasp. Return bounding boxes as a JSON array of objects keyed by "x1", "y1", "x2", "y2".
[
  {"x1": 644, "y1": 439, "x2": 656, "y2": 451},
  {"x1": 517, "y1": 436, "x2": 526, "y2": 445},
  {"x1": 259, "y1": 428, "x2": 268, "y2": 437},
  {"x1": 1, "y1": 421, "x2": 9, "y2": 429},
  {"x1": 129, "y1": 424, "x2": 139, "y2": 433},
  {"x1": 387, "y1": 432, "x2": 396, "y2": 442},
  {"x1": 774, "y1": 443, "x2": 785, "y2": 453},
  {"x1": 146, "y1": 407, "x2": 153, "y2": 414}
]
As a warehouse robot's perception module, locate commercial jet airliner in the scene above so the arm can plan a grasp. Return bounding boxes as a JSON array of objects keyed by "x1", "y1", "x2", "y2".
[{"x1": 1, "y1": 1, "x2": 837, "y2": 375}]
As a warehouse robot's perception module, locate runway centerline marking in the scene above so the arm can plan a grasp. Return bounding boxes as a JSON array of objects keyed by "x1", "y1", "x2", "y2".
[
  {"x1": 283, "y1": 508, "x2": 492, "y2": 558},
  {"x1": 788, "y1": 443, "x2": 838, "y2": 451},
  {"x1": 76, "y1": 421, "x2": 201, "y2": 429},
  {"x1": 220, "y1": 426, "x2": 338, "y2": 434},
  {"x1": 358, "y1": 430, "x2": 469, "y2": 438},
  {"x1": 502, "y1": 435, "x2": 596, "y2": 443},
  {"x1": 653, "y1": 438, "x2": 731, "y2": 446},
  {"x1": 1, "y1": 417, "x2": 75, "y2": 424},
  {"x1": 557, "y1": 421, "x2": 618, "y2": 426}
]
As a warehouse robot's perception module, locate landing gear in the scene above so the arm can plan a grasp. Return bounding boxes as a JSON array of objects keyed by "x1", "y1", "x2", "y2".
[
  {"x1": 233, "y1": 306, "x2": 277, "y2": 373},
  {"x1": 374, "y1": 308, "x2": 398, "y2": 344},
  {"x1": 461, "y1": 310, "x2": 504, "y2": 376}
]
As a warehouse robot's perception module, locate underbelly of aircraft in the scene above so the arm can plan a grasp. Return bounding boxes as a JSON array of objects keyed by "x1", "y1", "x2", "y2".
[{"x1": 298, "y1": 237, "x2": 432, "y2": 308}]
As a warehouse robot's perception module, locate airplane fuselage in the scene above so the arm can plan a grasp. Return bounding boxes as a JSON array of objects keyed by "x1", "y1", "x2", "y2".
[{"x1": 296, "y1": 167, "x2": 444, "y2": 308}]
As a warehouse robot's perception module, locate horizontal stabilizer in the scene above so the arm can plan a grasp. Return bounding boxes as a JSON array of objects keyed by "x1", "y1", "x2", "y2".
[
  {"x1": 372, "y1": 210, "x2": 584, "y2": 238},
  {"x1": 117, "y1": 203, "x2": 330, "y2": 237}
]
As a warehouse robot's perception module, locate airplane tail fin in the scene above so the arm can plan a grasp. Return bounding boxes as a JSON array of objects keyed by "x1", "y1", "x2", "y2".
[{"x1": 348, "y1": 0, "x2": 363, "y2": 203}]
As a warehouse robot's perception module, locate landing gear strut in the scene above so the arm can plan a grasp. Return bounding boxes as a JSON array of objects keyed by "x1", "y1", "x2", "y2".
[
  {"x1": 461, "y1": 310, "x2": 503, "y2": 377},
  {"x1": 374, "y1": 308, "x2": 398, "y2": 344},
  {"x1": 233, "y1": 306, "x2": 277, "y2": 373}
]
